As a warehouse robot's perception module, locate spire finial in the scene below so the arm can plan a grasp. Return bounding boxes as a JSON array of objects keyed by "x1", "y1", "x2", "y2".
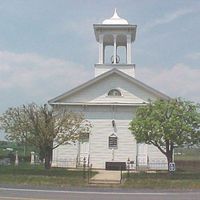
[
  {"x1": 102, "y1": 9, "x2": 128, "y2": 24},
  {"x1": 112, "y1": 8, "x2": 120, "y2": 19}
]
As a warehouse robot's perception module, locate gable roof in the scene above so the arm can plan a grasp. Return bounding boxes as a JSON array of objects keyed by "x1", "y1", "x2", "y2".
[{"x1": 48, "y1": 68, "x2": 170, "y2": 104}]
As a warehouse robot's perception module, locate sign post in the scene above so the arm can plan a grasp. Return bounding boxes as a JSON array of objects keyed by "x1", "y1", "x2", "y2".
[{"x1": 169, "y1": 162, "x2": 176, "y2": 173}]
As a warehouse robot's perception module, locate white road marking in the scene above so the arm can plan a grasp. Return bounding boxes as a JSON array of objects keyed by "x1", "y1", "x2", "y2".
[
  {"x1": 0, "y1": 197, "x2": 47, "y2": 200},
  {"x1": 0, "y1": 187, "x2": 199, "y2": 196}
]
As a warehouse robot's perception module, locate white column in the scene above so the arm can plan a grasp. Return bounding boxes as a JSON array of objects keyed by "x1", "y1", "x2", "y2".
[
  {"x1": 99, "y1": 34, "x2": 104, "y2": 64},
  {"x1": 103, "y1": 45, "x2": 105, "y2": 64},
  {"x1": 113, "y1": 34, "x2": 117, "y2": 64},
  {"x1": 127, "y1": 34, "x2": 132, "y2": 64}
]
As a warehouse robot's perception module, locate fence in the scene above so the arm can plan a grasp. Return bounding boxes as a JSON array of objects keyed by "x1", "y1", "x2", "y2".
[
  {"x1": 147, "y1": 162, "x2": 168, "y2": 170},
  {"x1": 175, "y1": 160, "x2": 200, "y2": 171},
  {"x1": 51, "y1": 159, "x2": 77, "y2": 168}
]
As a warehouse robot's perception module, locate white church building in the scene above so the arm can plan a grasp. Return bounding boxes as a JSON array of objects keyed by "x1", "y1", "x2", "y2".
[{"x1": 49, "y1": 10, "x2": 169, "y2": 170}]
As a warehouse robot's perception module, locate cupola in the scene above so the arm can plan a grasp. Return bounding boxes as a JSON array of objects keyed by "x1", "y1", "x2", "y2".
[{"x1": 93, "y1": 9, "x2": 137, "y2": 77}]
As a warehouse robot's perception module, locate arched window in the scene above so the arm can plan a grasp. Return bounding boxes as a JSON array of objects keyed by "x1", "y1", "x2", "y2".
[
  {"x1": 108, "y1": 133, "x2": 118, "y2": 149},
  {"x1": 108, "y1": 89, "x2": 122, "y2": 97}
]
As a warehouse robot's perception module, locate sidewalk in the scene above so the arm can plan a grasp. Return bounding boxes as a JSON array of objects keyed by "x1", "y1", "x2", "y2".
[{"x1": 90, "y1": 170, "x2": 121, "y2": 185}]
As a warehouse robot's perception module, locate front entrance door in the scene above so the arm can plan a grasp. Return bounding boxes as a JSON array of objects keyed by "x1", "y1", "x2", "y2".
[
  {"x1": 79, "y1": 139, "x2": 89, "y2": 166},
  {"x1": 137, "y1": 143, "x2": 148, "y2": 166}
]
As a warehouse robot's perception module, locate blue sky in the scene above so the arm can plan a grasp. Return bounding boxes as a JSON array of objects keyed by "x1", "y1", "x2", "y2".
[{"x1": 0, "y1": 0, "x2": 200, "y2": 138}]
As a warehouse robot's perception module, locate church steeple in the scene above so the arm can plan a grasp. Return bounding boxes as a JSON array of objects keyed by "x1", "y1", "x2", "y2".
[{"x1": 93, "y1": 9, "x2": 137, "y2": 77}]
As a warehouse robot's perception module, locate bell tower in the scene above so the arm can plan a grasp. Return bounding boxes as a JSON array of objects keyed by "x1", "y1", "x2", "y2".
[{"x1": 93, "y1": 9, "x2": 137, "y2": 77}]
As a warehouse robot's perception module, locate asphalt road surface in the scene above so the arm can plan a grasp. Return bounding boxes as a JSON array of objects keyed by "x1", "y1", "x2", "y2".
[{"x1": 0, "y1": 187, "x2": 200, "y2": 200}]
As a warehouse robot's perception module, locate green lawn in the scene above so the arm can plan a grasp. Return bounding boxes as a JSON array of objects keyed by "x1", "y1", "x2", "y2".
[
  {"x1": 124, "y1": 148, "x2": 200, "y2": 189},
  {"x1": 0, "y1": 164, "x2": 95, "y2": 187},
  {"x1": 123, "y1": 148, "x2": 200, "y2": 189},
  {"x1": 123, "y1": 171, "x2": 200, "y2": 189},
  {"x1": 0, "y1": 163, "x2": 199, "y2": 189}
]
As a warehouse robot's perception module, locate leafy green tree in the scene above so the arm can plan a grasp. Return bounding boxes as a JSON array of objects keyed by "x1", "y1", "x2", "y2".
[
  {"x1": 129, "y1": 98, "x2": 200, "y2": 170},
  {"x1": 0, "y1": 103, "x2": 91, "y2": 169}
]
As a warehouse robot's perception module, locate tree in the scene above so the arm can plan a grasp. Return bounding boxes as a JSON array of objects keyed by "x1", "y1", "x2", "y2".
[
  {"x1": 129, "y1": 98, "x2": 200, "y2": 170},
  {"x1": 0, "y1": 103, "x2": 91, "y2": 169}
]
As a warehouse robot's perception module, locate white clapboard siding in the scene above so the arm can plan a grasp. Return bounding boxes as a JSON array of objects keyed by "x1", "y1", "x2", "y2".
[
  {"x1": 51, "y1": 71, "x2": 169, "y2": 170},
  {"x1": 52, "y1": 142, "x2": 78, "y2": 168},
  {"x1": 52, "y1": 105, "x2": 137, "y2": 169},
  {"x1": 52, "y1": 103, "x2": 168, "y2": 170},
  {"x1": 137, "y1": 143, "x2": 148, "y2": 166},
  {"x1": 147, "y1": 145, "x2": 168, "y2": 170},
  {"x1": 88, "y1": 119, "x2": 137, "y2": 169}
]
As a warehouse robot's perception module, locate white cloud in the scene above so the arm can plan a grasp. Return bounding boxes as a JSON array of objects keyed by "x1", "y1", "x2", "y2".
[
  {"x1": 186, "y1": 52, "x2": 200, "y2": 60},
  {"x1": 0, "y1": 51, "x2": 91, "y2": 105},
  {"x1": 142, "y1": 6, "x2": 199, "y2": 32},
  {"x1": 138, "y1": 64, "x2": 200, "y2": 102},
  {"x1": 0, "y1": 50, "x2": 199, "y2": 114},
  {"x1": 54, "y1": 18, "x2": 96, "y2": 39}
]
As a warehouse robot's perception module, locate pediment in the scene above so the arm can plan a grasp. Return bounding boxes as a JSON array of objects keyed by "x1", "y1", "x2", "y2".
[{"x1": 49, "y1": 69, "x2": 169, "y2": 105}]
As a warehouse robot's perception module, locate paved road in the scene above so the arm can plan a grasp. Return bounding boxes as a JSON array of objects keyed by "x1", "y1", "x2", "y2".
[{"x1": 0, "y1": 187, "x2": 199, "y2": 200}]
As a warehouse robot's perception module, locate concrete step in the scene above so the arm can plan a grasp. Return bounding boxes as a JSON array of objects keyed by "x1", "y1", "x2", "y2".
[
  {"x1": 137, "y1": 167, "x2": 149, "y2": 171},
  {"x1": 89, "y1": 179, "x2": 121, "y2": 185}
]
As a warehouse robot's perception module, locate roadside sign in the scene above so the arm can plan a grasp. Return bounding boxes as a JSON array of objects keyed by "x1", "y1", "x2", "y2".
[{"x1": 169, "y1": 162, "x2": 176, "y2": 171}]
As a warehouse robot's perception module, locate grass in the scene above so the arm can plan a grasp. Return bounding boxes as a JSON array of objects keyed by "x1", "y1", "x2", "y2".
[
  {"x1": 123, "y1": 148, "x2": 200, "y2": 189},
  {"x1": 122, "y1": 148, "x2": 200, "y2": 189},
  {"x1": 123, "y1": 171, "x2": 200, "y2": 189},
  {"x1": 0, "y1": 164, "x2": 96, "y2": 187},
  {"x1": 0, "y1": 161, "x2": 199, "y2": 189}
]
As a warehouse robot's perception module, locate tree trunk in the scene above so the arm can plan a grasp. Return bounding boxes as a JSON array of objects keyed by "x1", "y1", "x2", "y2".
[
  {"x1": 44, "y1": 147, "x2": 52, "y2": 169},
  {"x1": 166, "y1": 150, "x2": 173, "y2": 171},
  {"x1": 165, "y1": 140, "x2": 174, "y2": 171},
  {"x1": 39, "y1": 147, "x2": 45, "y2": 162}
]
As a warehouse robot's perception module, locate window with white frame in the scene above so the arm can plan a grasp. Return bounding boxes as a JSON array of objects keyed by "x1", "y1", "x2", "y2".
[{"x1": 108, "y1": 133, "x2": 118, "y2": 149}]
